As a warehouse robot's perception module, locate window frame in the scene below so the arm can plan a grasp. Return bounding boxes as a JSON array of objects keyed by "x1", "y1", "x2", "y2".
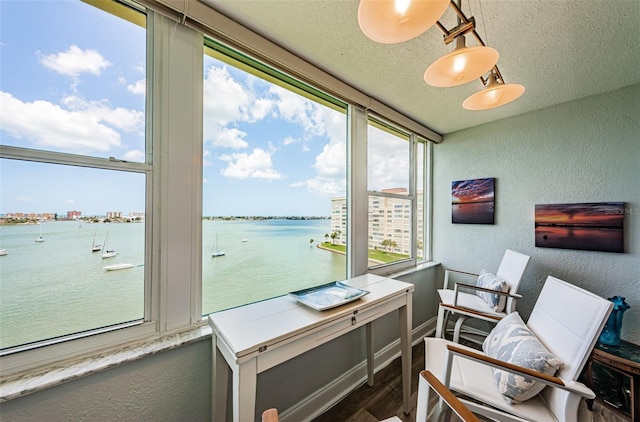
[
  {"x1": 0, "y1": 0, "x2": 435, "y2": 380},
  {"x1": 365, "y1": 115, "x2": 431, "y2": 275},
  {"x1": 0, "y1": 0, "x2": 156, "y2": 377}
]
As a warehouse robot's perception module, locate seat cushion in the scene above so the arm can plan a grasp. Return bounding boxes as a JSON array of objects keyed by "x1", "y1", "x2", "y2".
[
  {"x1": 483, "y1": 312, "x2": 563, "y2": 404},
  {"x1": 424, "y1": 337, "x2": 559, "y2": 422},
  {"x1": 476, "y1": 270, "x2": 509, "y2": 312}
]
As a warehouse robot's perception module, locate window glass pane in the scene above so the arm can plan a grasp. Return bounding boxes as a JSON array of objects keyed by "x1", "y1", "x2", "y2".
[
  {"x1": 368, "y1": 195, "x2": 411, "y2": 266},
  {"x1": 0, "y1": 160, "x2": 146, "y2": 349},
  {"x1": 202, "y1": 47, "x2": 347, "y2": 314},
  {"x1": 0, "y1": 0, "x2": 147, "y2": 350},
  {"x1": 367, "y1": 121, "x2": 412, "y2": 268},
  {"x1": 0, "y1": 0, "x2": 146, "y2": 162},
  {"x1": 367, "y1": 122, "x2": 409, "y2": 192}
]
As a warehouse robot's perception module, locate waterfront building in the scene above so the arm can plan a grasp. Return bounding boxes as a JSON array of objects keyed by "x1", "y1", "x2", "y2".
[{"x1": 331, "y1": 188, "x2": 424, "y2": 257}]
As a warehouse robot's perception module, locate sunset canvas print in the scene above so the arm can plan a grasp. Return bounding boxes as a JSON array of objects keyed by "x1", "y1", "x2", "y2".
[
  {"x1": 535, "y1": 202, "x2": 624, "y2": 253},
  {"x1": 451, "y1": 178, "x2": 495, "y2": 224}
]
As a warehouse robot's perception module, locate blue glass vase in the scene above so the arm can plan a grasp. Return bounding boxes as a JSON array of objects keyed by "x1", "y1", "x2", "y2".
[{"x1": 598, "y1": 296, "x2": 630, "y2": 346}]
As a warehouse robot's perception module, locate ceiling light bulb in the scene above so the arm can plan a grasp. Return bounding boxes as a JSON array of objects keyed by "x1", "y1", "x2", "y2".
[
  {"x1": 424, "y1": 36, "x2": 499, "y2": 87},
  {"x1": 358, "y1": 0, "x2": 450, "y2": 44},
  {"x1": 395, "y1": 0, "x2": 411, "y2": 15},
  {"x1": 463, "y1": 72, "x2": 525, "y2": 110}
]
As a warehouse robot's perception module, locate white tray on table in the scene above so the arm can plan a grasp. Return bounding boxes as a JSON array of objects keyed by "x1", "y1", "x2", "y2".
[{"x1": 289, "y1": 281, "x2": 370, "y2": 311}]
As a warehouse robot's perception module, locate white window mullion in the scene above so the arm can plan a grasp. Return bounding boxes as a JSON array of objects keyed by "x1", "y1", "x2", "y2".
[
  {"x1": 347, "y1": 106, "x2": 369, "y2": 278},
  {"x1": 152, "y1": 14, "x2": 203, "y2": 333}
]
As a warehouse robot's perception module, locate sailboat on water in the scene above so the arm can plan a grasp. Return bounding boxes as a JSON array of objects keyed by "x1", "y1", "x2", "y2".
[
  {"x1": 102, "y1": 230, "x2": 117, "y2": 259},
  {"x1": 211, "y1": 233, "x2": 225, "y2": 257},
  {"x1": 91, "y1": 229, "x2": 102, "y2": 252},
  {"x1": 35, "y1": 222, "x2": 45, "y2": 243}
]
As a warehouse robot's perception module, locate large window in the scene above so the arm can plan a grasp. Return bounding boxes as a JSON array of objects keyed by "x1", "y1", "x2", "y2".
[
  {"x1": 202, "y1": 42, "x2": 348, "y2": 314},
  {"x1": 366, "y1": 118, "x2": 429, "y2": 270},
  {"x1": 0, "y1": 0, "x2": 433, "y2": 379},
  {"x1": 0, "y1": 1, "x2": 148, "y2": 351}
]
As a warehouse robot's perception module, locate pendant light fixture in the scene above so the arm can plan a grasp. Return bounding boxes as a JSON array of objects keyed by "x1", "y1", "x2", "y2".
[
  {"x1": 358, "y1": 0, "x2": 524, "y2": 109},
  {"x1": 463, "y1": 70, "x2": 525, "y2": 110},
  {"x1": 424, "y1": 35, "x2": 498, "y2": 87},
  {"x1": 358, "y1": 0, "x2": 450, "y2": 44}
]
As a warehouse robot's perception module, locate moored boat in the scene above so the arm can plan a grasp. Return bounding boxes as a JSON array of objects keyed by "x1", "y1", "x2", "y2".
[{"x1": 104, "y1": 263, "x2": 134, "y2": 271}]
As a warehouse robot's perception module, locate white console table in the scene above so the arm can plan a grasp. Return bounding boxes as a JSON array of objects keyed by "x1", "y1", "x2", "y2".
[{"x1": 208, "y1": 274, "x2": 414, "y2": 421}]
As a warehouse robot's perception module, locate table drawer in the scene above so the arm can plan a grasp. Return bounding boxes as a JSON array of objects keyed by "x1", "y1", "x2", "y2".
[{"x1": 255, "y1": 294, "x2": 408, "y2": 372}]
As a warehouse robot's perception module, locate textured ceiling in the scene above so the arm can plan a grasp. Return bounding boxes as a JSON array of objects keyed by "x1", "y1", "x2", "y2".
[{"x1": 200, "y1": 0, "x2": 640, "y2": 135}]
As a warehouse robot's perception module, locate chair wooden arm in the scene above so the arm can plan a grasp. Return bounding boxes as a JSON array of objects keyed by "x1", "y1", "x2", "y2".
[
  {"x1": 420, "y1": 370, "x2": 480, "y2": 422},
  {"x1": 440, "y1": 303, "x2": 503, "y2": 321},
  {"x1": 453, "y1": 282, "x2": 522, "y2": 299},
  {"x1": 445, "y1": 344, "x2": 596, "y2": 398},
  {"x1": 262, "y1": 408, "x2": 279, "y2": 422}
]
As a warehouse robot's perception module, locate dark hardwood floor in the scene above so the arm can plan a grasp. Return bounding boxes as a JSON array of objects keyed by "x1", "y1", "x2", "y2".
[
  {"x1": 311, "y1": 339, "x2": 623, "y2": 422},
  {"x1": 312, "y1": 342, "x2": 425, "y2": 422}
]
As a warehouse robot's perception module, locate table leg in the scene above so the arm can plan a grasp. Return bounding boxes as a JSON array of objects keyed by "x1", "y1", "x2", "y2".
[
  {"x1": 232, "y1": 358, "x2": 258, "y2": 422},
  {"x1": 366, "y1": 322, "x2": 374, "y2": 387},
  {"x1": 400, "y1": 294, "x2": 413, "y2": 414},
  {"x1": 212, "y1": 333, "x2": 226, "y2": 422}
]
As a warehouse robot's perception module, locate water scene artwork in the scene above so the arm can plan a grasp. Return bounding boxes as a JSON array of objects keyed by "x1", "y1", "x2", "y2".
[
  {"x1": 535, "y1": 202, "x2": 624, "y2": 253},
  {"x1": 451, "y1": 177, "x2": 495, "y2": 224}
]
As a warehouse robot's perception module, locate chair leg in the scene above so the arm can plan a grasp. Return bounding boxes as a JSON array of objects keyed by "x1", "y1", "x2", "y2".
[
  {"x1": 435, "y1": 304, "x2": 447, "y2": 338},
  {"x1": 452, "y1": 315, "x2": 469, "y2": 343}
]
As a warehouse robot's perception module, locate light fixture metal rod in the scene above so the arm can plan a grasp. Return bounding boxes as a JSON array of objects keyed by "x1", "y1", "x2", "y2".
[{"x1": 438, "y1": 0, "x2": 508, "y2": 85}]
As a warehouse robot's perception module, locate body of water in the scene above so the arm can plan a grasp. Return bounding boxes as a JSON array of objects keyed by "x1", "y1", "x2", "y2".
[
  {"x1": 0, "y1": 219, "x2": 345, "y2": 349},
  {"x1": 535, "y1": 226, "x2": 624, "y2": 253},
  {"x1": 452, "y1": 202, "x2": 494, "y2": 224}
]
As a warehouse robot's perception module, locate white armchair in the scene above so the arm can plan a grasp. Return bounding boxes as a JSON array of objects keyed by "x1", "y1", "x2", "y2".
[
  {"x1": 420, "y1": 276, "x2": 613, "y2": 422},
  {"x1": 435, "y1": 249, "x2": 531, "y2": 343}
]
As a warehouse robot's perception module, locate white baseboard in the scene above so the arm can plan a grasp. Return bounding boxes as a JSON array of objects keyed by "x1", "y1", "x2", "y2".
[{"x1": 279, "y1": 317, "x2": 438, "y2": 422}]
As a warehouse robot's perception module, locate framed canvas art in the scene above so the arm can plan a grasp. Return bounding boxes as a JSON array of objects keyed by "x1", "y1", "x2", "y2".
[
  {"x1": 535, "y1": 202, "x2": 624, "y2": 253},
  {"x1": 451, "y1": 177, "x2": 495, "y2": 224}
]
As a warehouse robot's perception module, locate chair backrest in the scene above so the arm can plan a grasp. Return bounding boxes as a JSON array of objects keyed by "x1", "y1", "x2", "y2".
[
  {"x1": 527, "y1": 276, "x2": 613, "y2": 421},
  {"x1": 495, "y1": 249, "x2": 531, "y2": 312}
]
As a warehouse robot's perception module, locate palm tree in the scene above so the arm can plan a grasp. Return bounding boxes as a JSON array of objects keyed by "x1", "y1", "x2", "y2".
[
  {"x1": 324, "y1": 233, "x2": 330, "y2": 243},
  {"x1": 380, "y1": 239, "x2": 398, "y2": 252},
  {"x1": 330, "y1": 232, "x2": 337, "y2": 245}
]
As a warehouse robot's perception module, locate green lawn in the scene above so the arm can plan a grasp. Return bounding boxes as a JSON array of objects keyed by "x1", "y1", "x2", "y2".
[{"x1": 320, "y1": 242, "x2": 408, "y2": 263}]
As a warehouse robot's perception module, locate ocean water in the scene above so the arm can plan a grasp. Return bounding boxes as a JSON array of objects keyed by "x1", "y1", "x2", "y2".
[{"x1": 0, "y1": 219, "x2": 345, "y2": 349}]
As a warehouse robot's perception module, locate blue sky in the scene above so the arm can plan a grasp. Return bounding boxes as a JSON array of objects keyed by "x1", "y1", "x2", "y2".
[{"x1": 1, "y1": 1, "x2": 407, "y2": 217}]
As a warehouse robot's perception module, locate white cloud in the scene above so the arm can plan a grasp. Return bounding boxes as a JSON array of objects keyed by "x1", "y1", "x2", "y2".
[
  {"x1": 127, "y1": 78, "x2": 145, "y2": 95},
  {"x1": 204, "y1": 66, "x2": 250, "y2": 124},
  {"x1": 123, "y1": 149, "x2": 145, "y2": 162},
  {"x1": 283, "y1": 135, "x2": 298, "y2": 146},
  {"x1": 219, "y1": 148, "x2": 282, "y2": 180},
  {"x1": 270, "y1": 85, "x2": 327, "y2": 138},
  {"x1": 291, "y1": 139, "x2": 347, "y2": 198},
  {"x1": 212, "y1": 127, "x2": 249, "y2": 149},
  {"x1": 61, "y1": 95, "x2": 143, "y2": 134},
  {"x1": 0, "y1": 91, "x2": 122, "y2": 152},
  {"x1": 41, "y1": 45, "x2": 111, "y2": 77},
  {"x1": 367, "y1": 126, "x2": 409, "y2": 191},
  {"x1": 66, "y1": 199, "x2": 75, "y2": 205}
]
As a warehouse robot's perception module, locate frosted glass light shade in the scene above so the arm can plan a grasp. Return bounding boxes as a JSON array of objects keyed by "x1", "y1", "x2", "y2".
[
  {"x1": 424, "y1": 43, "x2": 499, "y2": 87},
  {"x1": 358, "y1": 0, "x2": 450, "y2": 44},
  {"x1": 463, "y1": 81, "x2": 525, "y2": 110}
]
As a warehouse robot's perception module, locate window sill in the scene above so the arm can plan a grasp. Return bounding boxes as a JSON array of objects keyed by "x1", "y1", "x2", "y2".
[
  {"x1": 0, "y1": 324, "x2": 212, "y2": 403},
  {"x1": 0, "y1": 263, "x2": 440, "y2": 403},
  {"x1": 387, "y1": 260, "x2": 440, "y2": 278}
]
